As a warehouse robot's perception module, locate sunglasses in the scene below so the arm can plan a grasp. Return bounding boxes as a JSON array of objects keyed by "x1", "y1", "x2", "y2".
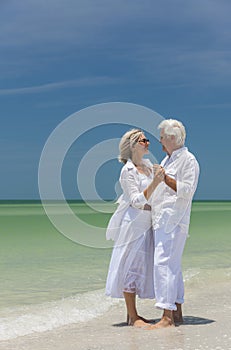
[{"x1": 138, "y1": 138, "x2": 150, "y2": 144}]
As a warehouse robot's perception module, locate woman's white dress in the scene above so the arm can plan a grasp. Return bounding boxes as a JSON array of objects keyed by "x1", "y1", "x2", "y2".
[{"x1": 105, "y1": 159, "x2": 155, "y2": 299}]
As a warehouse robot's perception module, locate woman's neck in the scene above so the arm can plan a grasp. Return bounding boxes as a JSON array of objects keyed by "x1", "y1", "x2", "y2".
[{"x1": 131, "y1": 155, "x2": 143, "y2": 167}]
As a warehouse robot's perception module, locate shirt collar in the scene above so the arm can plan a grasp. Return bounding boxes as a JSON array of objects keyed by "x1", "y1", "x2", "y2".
[
  {"x1": 126, "y1": 159, "x2": 136, "y2": 168},
  {"x1": 170, "y1": 146, "x2": 187, "y2": 159}
]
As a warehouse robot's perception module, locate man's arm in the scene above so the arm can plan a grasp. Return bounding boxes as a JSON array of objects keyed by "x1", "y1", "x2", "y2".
[
  {"x1": 164, "y1": 174, "x2": 177, "y2": 192},
  {"x1": 153, "y1": 164, "x2": 177, "y2": 192}
]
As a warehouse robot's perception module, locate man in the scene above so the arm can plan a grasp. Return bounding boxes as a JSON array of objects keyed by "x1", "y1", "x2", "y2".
[{"x1": 150, "y1": 119, "x2": 200, "y2": 328}]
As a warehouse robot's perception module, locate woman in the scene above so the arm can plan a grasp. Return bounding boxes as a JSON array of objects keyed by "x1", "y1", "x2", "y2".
[{"x1": 105, "y1": 129, "x2": 164, "y2": 328}]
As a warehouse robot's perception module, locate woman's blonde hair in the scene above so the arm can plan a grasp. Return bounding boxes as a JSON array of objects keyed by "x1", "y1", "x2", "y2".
[{"x1": 118, "y1": 129, "x2": 143, "y2": 164}]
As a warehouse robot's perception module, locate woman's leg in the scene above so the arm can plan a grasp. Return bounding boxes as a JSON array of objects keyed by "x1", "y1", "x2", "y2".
[
  {"x1": 123, "y1": 292, "x2": 149, "y2": 327},
  {"x1": 124, "y1": 292, "x2": 138, "y2": 325}
]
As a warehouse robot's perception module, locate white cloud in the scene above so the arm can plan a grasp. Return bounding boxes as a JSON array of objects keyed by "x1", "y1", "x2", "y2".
[
  {"x1": 0, "y1": 76, "x2": 122, "y2": 95},
  {"x1": 1, "y1": 0, "x2": 231, "y2": 87},
  {"x1": 1, "y1": 0, "x2": 230, "y2": 50}
]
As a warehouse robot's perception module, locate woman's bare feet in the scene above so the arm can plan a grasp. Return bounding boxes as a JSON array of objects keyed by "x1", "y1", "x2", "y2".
[
  {"x1": 127, "y1": 314, "x2": 153, "y2": 326},
  {"x1": 124, "y1": 292, "x2": 153, "y2": 328},
  {"x1": 126, "y1": 316, "x2": 150, "y2": 328},
  {"x1": 127, "y1": 315, "x2": 153, "y2": 327},
  {"x1": 133, "y1": 318, "x2": 151, "y2": 328}
]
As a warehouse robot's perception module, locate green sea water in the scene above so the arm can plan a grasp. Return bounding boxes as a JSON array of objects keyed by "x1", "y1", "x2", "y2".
[
  {"x1": 0, "y1": 201, "x2": 230, "y2": 341},
  {"x1": 0, "y1": 201, "x2": 230, "y2": 309}
]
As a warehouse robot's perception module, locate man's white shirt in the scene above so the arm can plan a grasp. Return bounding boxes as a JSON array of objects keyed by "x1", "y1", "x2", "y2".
[{"x1": 151, "y1": 147, "x2": 200, "y2": 234}]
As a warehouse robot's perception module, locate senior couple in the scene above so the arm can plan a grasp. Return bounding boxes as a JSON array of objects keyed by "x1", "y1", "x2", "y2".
[{"x1": 105, "y1": 119, "x2": 200, "y2": 329}]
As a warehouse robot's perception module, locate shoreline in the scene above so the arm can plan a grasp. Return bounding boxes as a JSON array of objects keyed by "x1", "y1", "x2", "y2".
[{"x1": 1, "y1": 278, "x2": 230, "y2": 350}]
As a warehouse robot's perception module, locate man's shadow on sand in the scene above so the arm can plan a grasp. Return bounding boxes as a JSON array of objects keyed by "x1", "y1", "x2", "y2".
[
  {"x1": 180, "y1": 316, "x2": 215, "y2": 325},
  {"x1": 113, "y1": 316, "x2": 215, "y2": 327}
]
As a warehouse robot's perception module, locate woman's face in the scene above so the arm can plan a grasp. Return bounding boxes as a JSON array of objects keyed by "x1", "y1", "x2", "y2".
[{"x1": 133, "y1": 133, "x2": 150, "y2": 156}]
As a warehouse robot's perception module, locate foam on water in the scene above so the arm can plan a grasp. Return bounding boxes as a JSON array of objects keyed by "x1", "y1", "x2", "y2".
[
  {"x1": 0, "y1": 289, "x2": 119, "y2": 341},
  {"x1": 183, "y1": 268, "x2": 200, "y2": 282},
  {"x1": 0, "y1": 269, "x2": 201, "y2": 341}
]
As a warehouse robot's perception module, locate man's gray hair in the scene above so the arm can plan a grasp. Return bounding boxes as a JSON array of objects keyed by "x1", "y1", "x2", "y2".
[
  {"x1": 118, "y1": 129, "x2": 143, "y2": 164},
  {"x1": 158, "y1": 119, "x2": 186, "y2": 147}
]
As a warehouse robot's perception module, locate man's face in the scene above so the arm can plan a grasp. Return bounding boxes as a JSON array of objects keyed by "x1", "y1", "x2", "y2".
[{"x1": 160, "y1": 130, "x2": 175, "y2": 155}]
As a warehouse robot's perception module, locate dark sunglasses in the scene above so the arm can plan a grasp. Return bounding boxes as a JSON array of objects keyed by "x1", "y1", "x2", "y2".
[{"x1": 138, "y1": 138, "x2": 150, "y2": 144}]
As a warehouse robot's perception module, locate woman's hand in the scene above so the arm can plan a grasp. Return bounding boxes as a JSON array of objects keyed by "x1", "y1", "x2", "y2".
[
  {"x1": 143, "y1": 165, "x2": 165, "y2": 200},
  {"x1": 153, "y1": 164, "x2": 165, "y2": 183}
]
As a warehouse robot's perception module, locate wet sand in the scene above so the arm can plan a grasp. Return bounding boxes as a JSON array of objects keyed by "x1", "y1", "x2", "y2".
[{"x1": 1, "y1": 276, "x2": 231, "y2": 350}]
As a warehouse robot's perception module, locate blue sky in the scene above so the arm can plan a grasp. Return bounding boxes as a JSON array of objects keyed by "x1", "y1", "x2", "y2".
[{"x1": 0, "y1": 0, "x2": 230, "y2": 200}]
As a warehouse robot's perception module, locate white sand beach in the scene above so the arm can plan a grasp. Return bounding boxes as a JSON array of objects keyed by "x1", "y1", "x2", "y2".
[{"x1": 1, "y1": 276, "x2": 230, "y2": 350}]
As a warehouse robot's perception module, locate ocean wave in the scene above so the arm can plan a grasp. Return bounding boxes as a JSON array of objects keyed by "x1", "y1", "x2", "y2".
[
  {"x1": 183, "y1": 268, "x2": 200, "y2": 282},
  {"x1": 0, "y1": 289, "x2": 119, "y2": 341}
]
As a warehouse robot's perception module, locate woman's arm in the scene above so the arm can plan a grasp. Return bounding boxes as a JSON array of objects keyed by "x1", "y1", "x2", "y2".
[
  {"x1": 120, "y1": 164, "x2": 165, "y2": 207},
  {"x1": 143, "y1": 167, "x2": 165, "y2": 200},
  {"x1": 120, "y1": 168, "x2": 147, "y2": 209}
]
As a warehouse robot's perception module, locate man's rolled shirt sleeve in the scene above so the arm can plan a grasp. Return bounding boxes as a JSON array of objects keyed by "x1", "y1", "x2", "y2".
[{"x1": 177, "y1": 158, "x2": 199, "y2": 201}]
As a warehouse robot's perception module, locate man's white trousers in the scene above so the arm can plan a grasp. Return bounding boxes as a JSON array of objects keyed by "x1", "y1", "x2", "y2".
[{"x1": 154, "y1": 226, "x2": 188, "y2": 311}]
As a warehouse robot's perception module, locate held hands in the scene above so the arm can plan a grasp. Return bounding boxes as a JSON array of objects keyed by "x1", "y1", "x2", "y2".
[
  {"x1": 143, "y1": 164, "x2": 165, "y2": 200},
  {"x1": 153, "y1": 164, "x2": 165, "y2": 183}
]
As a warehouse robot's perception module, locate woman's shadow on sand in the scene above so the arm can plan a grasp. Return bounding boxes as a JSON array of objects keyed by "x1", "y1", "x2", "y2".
[{"x1": 113, "y1": 316, "x2": 215, "y2": 327}]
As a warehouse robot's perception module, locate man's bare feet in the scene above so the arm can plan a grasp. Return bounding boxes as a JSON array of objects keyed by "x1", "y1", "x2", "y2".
[
  {"x1": 173, "y1": 313, "x2": 183, "y2": 325},
  {"x1": 173, "y1": 303, "x2": 184, "y2": 325},
  {"x1": 146, "y1": 316, "x2": 174, "y2": 329}
]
